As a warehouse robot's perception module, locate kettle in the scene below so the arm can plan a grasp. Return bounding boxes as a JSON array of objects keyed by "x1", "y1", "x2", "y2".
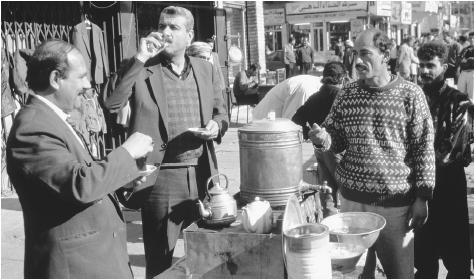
[
  {"x1": 197, "y1": 173, "x2": 237, "y2": 226},
  {"x1": 242, "y1": 197, "x2": 273, "y2": 234}
]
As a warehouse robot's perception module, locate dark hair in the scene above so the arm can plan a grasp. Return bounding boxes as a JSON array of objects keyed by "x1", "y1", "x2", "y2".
[
  {"x1": 289, "y1": 38, "x2": 295, "y2": 43},
  {"x1": 249, "y1": 63, "x2": 260, "y2": 71},
  {"x1": 205, "y1": 38, "x2": 214, "y2": 44},
  {"x1": 27, "y1": 39, "x2": 76, "y2": 92},
  {"x1": 357, "y1": 29, "x2": 390, "y2": 54},
  {"x1": 321, "y1": 61, "x2": 346, "y2": 85},
  {"x1": 469, "y1": 31, "x2": 474, "y2": 37},
  {"x1": 460, "y1": 45, "x2": 474, "y2": 70},
  {"x1": 417, "y1": 42, "x2": 448, "y2": 64},
  {"x1": 459, "y1": 35, "x2": 467, "y2": 43},
  {"x1": 372, "y1": 29, "x2": 390, "y2": 53},
  {"x1": 161, "y1": 6, "x2": 194, "y2": 31}
]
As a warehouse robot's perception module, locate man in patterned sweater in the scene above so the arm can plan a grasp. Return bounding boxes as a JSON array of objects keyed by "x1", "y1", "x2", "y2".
[
  {"x1": 309, "y1": 29, "x2": 436, "y2": 279},
  {"x1": 414, "y1": 41, "x2": 472, "y2": 279}
]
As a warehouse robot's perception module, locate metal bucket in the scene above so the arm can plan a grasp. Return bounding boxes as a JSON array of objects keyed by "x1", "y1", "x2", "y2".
[
  {"x1": 238, "y1": 118, "x2": 303, "y2": 207},
  {"x1": 283, "y1": 223, "x2": 332, "y2": 279}
]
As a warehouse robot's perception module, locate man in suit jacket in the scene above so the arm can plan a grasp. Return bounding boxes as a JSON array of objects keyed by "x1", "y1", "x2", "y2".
[
  {"x1": 104, "y1": 6, "x2": 228, "y2": 278},
  {"x1": 6, "y1": 39, "x2": 154, "y2": 279}
]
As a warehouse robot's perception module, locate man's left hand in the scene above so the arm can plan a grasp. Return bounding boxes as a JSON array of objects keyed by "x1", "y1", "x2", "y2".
[
  {"x1": 408, "y1": 197, "x2": 428, "y2": 232},
  {"x1": 194, "y1": 120, "x2": 219, "y2": 140}
]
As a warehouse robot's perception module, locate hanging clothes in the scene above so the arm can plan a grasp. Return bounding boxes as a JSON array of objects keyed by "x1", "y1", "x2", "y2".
[
  {"x1": 72, "y1": 21, "x2": 109, "y2": 85},
  {"x1": 12, "y1": 48, "x2": 34, "y2": 104},
  {"x1": 68, "y1": 88, "x2": 107, "y2": 159},
  {"x1": 1, "y1": 47, "x2": 16, "y2": 118}
]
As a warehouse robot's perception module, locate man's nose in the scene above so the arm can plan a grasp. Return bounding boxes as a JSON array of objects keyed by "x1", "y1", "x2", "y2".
[{"x1": 355, "y1": 56, "x2": 363, "y2": 64}]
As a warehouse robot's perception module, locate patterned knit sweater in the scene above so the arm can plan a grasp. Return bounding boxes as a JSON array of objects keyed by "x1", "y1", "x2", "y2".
[{"x1": 322, "y1": 76, "x2": 435, "y2": 206}]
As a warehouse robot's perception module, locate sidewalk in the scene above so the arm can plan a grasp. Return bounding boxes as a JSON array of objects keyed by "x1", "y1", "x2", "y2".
[{"x1": 1, "y1": 105, "x2": 464, "y2": 278}]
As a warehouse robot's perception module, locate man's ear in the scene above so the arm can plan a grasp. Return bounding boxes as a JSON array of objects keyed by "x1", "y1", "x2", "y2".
[
  {"x1": 49, "y1": 70, "x2": 61, "y2": 90},
  {"x1": 187, "y1": 29, "x2": 195, "y2": 47},
  {"x1": 442, "y1": 63, "x2": 448, "y2": 73}
]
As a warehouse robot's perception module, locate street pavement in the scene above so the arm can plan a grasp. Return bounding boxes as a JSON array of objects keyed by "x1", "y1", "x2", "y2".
[{"x1": 2, "y1": 105, "x2": 468, "y2": 278}]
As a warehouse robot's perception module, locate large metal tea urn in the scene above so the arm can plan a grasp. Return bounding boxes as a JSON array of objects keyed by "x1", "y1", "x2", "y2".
[{"x1": 238, "y1": 118, "x2": 303, "y2": 207}]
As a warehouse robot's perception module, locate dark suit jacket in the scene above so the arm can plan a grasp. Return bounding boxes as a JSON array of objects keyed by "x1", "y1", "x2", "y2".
[
  {"x1": 6, "y1": 96, "x2": 141, "y2": 279},
  {"x1": 105, "y1": 55, "x2": 228, "y2": 206},
  {"x1": 72, "y1": 22, "x2": 110, "y2": 85}
]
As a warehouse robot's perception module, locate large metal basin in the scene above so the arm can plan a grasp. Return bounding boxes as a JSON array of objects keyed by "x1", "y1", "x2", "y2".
[{"x1": 321, "y1": 212, "x2": 386, "y2": 249}]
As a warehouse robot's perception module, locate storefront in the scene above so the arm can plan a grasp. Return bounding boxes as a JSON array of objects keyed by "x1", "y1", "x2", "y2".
[
  {"x1": 390, "y1": 1, "x2": 413, "y2": 45},
  {"x1": 264, "y1": 8, "x2": 285, "y2": 52},
  {"x1": 285, "y1": 1, "x2": 367, "y2": 55}
]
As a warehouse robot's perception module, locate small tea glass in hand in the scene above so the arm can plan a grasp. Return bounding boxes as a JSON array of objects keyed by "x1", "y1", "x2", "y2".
[{"x1": 146, "y1": 32, "x2": 170, "y2": 54}]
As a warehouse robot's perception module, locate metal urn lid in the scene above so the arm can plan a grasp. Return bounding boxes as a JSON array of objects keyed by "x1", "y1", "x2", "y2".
[{"x1": 239, "y1": 118, "x2": 302, "y2": 133}]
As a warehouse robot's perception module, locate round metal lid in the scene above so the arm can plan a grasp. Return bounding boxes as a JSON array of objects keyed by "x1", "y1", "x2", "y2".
[
  {"x1": 282, "y1": 194, "x2": 305, "y2": 233},
  {"x1": 238, "y1": 118, "x2": 302, "y2": 133}
]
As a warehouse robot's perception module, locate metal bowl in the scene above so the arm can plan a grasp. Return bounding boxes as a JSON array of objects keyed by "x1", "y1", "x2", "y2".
[
  {"x1": 329, "y1": 242, "x2": 366, "y2": 273},
  {"x1": 321, "y1": 212, "x2": 386, "y2": 249}
]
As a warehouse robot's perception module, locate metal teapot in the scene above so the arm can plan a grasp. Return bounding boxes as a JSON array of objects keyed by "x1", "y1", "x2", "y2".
[{"x1": 197, "y1": 173, "x2": 237, "y2": 226}]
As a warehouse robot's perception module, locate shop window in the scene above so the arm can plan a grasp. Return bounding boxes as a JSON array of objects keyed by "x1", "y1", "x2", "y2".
[
  {"x1": 265, "y1": 25, "x2": 282, "y2": 52},
  {"x1": 328, "y1": 22, "x2": 350, "y2": 51}
]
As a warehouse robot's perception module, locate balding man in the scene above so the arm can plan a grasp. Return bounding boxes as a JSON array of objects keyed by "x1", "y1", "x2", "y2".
[{"x1": 7, "y1": 39, "x2": 154, "y2": 279}]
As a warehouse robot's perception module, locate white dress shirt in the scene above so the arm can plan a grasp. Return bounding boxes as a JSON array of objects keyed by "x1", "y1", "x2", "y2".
[{"x1": 33, "y1": 94, "x2": 85, "y2": 149}]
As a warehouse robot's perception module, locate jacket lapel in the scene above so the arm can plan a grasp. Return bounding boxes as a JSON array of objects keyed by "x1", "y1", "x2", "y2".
[
  {"x1": 190, "y1": 57, "x2": 211, "y2": 126},
  {"x1": 145, "y1": 64, "x2": 169, "y2": 132}
]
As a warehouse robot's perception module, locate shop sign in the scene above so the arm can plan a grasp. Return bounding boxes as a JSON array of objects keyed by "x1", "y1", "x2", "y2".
[
  {"x1": 368, "y1": 1, "x2": 392, "y2": 17},
  {"x1": 350, "y1": 19, "x2": 364, "y2": 38},
  {"x1": 391, "y1": 2, "x2": 401, "y2": 24},
  {"x1": 401, "y1": 2, "x2": 412, "y2": 25},
  {"x1": 411, "y1": 1, "x2": 438, "y2": 13},
  {"x1": 287, "y1": 10, "x2": 366, "y2": 24},
  {"x1": 264, "y1": 8, "x2": 285, "y2": 26},
  {"x1": 286, "y1": 1, "x2": 367, "y2": 15}
]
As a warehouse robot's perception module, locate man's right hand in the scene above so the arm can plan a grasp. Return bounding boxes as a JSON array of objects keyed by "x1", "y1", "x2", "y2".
[
  {"x1": 308, "y1": 123, "x2": 328, "y2": 147},
  {"x1": 121, "y1": 132, "x2": 154, "y2": 159},
  {"x1": 136, "y1": 32, "x2": 168, "y2": 63}
]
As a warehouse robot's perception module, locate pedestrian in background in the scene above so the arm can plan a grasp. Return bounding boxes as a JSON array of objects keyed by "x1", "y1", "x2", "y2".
[
  {"x1": 397, "y1": 36, "x2": 419, "y2": 80},
  {"x1": 410, "y1": 40, "x2": 420, "y2": 83},
  {"x1": 297, "y1": 37, "x2": 315, "y2": 74},
  {"x1": 458, "y1": 45, "x2": 474, "y2": 101},
  {"x1": 233, "y1": 63, "x2": 260, "y2": 105},
  {"x1": 342, "y1": 39, "x2": 357, "y2": 81},
  {"x1": 310, "y1": 29, "x2": 435, "y2": 279},
  {"x1": 334, "y1": 37, "x2": 344, "y2": 61},
  {"x1": 284, "y1": 37, "x2": 297, "y2": 78},
  {"x1": 105, "y1": 6, "x2": 228, "y2": 277},
  {"x1": 415, "y1": 41, "x2": 472, "y2": 279},
  {"x1": 388, "y1": 38, "x2": 398, "y2": 75},
  {"x1": 443, "y1": 31, "x2": 462, "y2": 85},
  {"x1": 7, "y1": 39, "x2": 154, "y2": 279},
  {"x1": 253, "y1": 74, "x2": 322, "y2": 121}
]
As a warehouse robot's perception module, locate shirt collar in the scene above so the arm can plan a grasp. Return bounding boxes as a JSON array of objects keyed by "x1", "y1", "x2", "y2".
[
  {"x1": 161, "y1": 54, "x2": 192, "y2": 80},
  {"x1": 33, "y1": 94, "x2": 70, "y2": 122}
]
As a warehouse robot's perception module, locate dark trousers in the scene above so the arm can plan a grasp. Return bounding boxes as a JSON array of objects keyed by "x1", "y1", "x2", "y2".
[
  {"x1": 141, "y1": 166, "x2": 205, "y2": 278},
  {"x1": 285, "y1": 63, "x2": 296, "y2": 79},
  {"x1": 389, "y1": 58, "x2": 397, "y2": 75},
  {"x1": 300, "y1": 62, "x2": 312, "y2": 74},
  {"x1": 414, "y1": 163, "x2": 471, "y2": 279}
]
